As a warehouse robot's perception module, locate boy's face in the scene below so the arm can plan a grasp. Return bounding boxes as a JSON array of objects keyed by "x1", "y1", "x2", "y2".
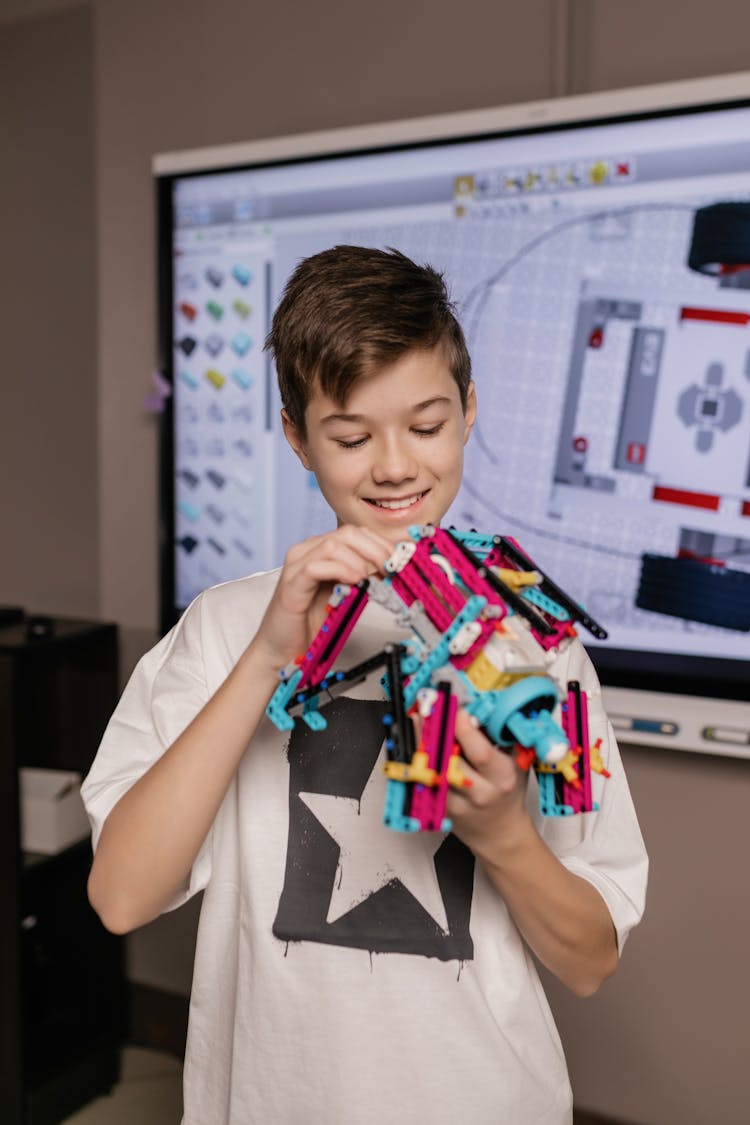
[{"x1": 282, "y1": 346, "x2": 476, "y2": 543}]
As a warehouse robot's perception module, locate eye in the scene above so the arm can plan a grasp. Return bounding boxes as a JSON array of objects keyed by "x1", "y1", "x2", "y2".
[
  {"x1": 413, "y1": 422, "x2": 446, "y2": 438},
  {"x1": 335, "y1": 435, "x2": 368, "y2": 450}
]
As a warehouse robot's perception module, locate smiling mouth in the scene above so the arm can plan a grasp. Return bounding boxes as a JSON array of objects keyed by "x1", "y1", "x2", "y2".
[{"x1": 365, "y1": 491, "x2": 428, "y2": 511}]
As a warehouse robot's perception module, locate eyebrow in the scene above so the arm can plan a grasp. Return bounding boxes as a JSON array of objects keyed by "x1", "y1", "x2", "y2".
[{"x1": 319, "y1": 396, "x2": 453, "y2": 425}]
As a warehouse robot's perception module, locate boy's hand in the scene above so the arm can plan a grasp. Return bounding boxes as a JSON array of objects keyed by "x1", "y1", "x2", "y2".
[
  {"x1": 446, "y1": 709, "x2": 532, "y2": 862},
  {"x1": 254, "y1": 525, "x2": 393, "y2": 672},
  {"x1": 445, "y1": 711, "x2": 619, "y2": 997}
]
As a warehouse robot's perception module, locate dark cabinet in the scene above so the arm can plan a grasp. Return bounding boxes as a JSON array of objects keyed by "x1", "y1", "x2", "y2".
[{"x1": 0, "y1": 617, "x2": 125, "y2": 1124}]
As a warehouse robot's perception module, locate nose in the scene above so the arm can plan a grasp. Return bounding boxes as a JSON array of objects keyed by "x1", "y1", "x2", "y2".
[{"x1": 370, "y1": 434, "x2": 419, "y2": 485}]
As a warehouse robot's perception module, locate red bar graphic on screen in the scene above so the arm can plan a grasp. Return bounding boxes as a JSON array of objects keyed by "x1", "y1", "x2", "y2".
[
  {"x1": 680, "y1": 306, "x2": 750, "y2": 326},
  {"x1": 652, "y1": 485, "x2": 720, "y2": 510}
]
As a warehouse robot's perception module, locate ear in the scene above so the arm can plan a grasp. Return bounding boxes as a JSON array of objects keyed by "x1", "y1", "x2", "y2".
[
  {"x1": 462, "y1": 381, "x2": 477, "y2": 444},
  {"x1": 281, "y1": 408, "x2": 312, "y2": 471}
]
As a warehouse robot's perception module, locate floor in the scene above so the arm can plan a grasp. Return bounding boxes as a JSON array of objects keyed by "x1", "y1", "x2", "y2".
[{"x1": 62, "y1": 1047, "x2": 183, "y2": 1124}]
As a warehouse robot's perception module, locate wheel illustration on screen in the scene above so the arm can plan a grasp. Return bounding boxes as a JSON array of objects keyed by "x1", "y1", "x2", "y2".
[
  {"x1": 688, "y1": 202, "x2": 750, "y2": 277},
  {"x1": 635, "y1": 553, "x2": 750, "y2": 632}
]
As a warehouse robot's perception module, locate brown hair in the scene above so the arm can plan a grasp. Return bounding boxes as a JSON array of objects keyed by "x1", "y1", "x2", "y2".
[{"x1": 265, "y1": 245, "x2": 471, "y2": 435}]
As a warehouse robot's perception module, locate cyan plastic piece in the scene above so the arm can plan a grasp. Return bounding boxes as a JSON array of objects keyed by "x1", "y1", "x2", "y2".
[
  {"x1": 407, "y1": 524, "x2": 430, "y2": 540},
  {"x1": 403, "y1": 594, "x2": 487, "y2": 710},
  {"x1": 450, "y1": 528, "x2": 495, "y2": 555},
  {"x1": 537, "y1": 773, "x2": 574, "y2": 817},
  {"x1": 522, "y1": 586, "x2": 570, "y2": 621},
  {"x1": 383, "y1": 779, "x2": 421, "y2": 833},
  {"x1": 506, "y1": 707, "x2": 567, "y2": 765},
  {"x1": 266, "y1": 668, "x2": 303, "y2": 731},
  {"x1": 302, "y1": 706, "x2": 327, "y2": 731},
  {"x1": 400, "y1": 655, "x2": 420, "y2": 676},
  {"x1": 466, "y1": 676, "x2": 558, "y2": 746}
]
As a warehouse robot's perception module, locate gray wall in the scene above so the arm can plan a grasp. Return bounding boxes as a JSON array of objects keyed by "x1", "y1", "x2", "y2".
[
  {"x1": 0, "y1": 4, "x2": 98, "y2": 617},
  {"x1": 2, "y1": 2, "x2": 750, "y2": 1122}
]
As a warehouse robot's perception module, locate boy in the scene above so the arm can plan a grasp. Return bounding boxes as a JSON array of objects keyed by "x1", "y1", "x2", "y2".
[{"x1": 83, "y1": 246, "x2": 647, "y2": 1124}]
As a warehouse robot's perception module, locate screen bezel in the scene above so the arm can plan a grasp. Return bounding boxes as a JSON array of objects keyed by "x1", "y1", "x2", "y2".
[{"x1": 155, "y1": 71, "x2": 750, "y2": 710}]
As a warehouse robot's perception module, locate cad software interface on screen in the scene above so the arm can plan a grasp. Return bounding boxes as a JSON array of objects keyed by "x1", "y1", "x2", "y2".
[{"x1": 170, "y1": 104, "x2": 750, "y2": 668}]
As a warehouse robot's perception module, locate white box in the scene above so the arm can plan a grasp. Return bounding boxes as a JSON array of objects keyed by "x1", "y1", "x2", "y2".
[{"x1": 20, "y1": 768, "x2": 91, "y2": 855}]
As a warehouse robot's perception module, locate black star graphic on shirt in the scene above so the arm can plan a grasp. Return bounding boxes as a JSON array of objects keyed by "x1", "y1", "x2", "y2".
[{"x1": 273, "y1": 696, "x2": 475, "y2": 961}]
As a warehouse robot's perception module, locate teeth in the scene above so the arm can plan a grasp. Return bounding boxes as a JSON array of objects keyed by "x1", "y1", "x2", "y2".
[{"x1": 372, "y1": 493, "x2": 423, "y2": 510}]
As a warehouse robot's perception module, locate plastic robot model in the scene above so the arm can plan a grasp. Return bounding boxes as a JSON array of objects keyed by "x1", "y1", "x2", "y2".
[{"x1": 267, "y1": 526, "x2": 611, "y2": 833}]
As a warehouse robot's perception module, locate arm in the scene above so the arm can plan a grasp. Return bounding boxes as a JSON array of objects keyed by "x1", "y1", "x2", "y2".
[
  {"x1": 446, "y1": 709, "x2": 618, "y2": 998},
  {"x1": 88, "y1": 525, "x2": 392, "y2": 935}
]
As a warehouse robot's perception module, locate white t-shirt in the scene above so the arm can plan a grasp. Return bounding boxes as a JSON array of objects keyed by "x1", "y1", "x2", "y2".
[{"x1": 83, "y1": 569, "x2": 648, "y2": 1125}]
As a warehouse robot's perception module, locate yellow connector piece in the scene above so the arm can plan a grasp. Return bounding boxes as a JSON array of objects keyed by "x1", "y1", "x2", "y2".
[
  {"x1": 383, "y1": 750, "x2": 438, "y2": 787},
  {"x1": 537, "y1": 748, "x2": 581, "y2": 784},
  {"x1": 589, "y1": 738, "x2": 611, "y2": 777},
  {"x1": 384, "y1": 762, "x2": 410, "y2": 782},
  {"x1": 446, "y1": 753, "x2": 471, "y2": 789},
  {"x1": 408, "y1": 750, "x2": 439, "y2": 786},
  {"x1": 206, "y1": 368, "x2": 226, "y2": 389},
  {"x1": 464, "y1": 650, "x2": 514, "y2": 692},
  {"x1": 493, "y1": 567, "x2": 541, "y2": 589}
]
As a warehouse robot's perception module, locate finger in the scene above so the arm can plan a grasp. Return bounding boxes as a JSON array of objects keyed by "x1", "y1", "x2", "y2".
[
  {"x1": 303, "y1": 546, "x2": 380, "y2": 587},
  {"x1": 290, "y1": 527, "x2": 391, "y2": 579},
  {"x1": 283, "y1": 532, "x2": 330, "y2": 565},
  {"x1": 329, "y1": 525, "x2": 394, "y2": 570},
  {"x1": 279, "y1": 532, "x2": 392, "y2": 620},
  {"x1": 445, "y1": 769, "x2": 495, "y2": 814},
  {"x1": 287, "y1": 534, "x2": 374, "y2": 581},
  {"x1": 454, "y1": 709, "x2": 495, "y2": 770},
  {"x1": 448, "y1": 756, "x2": 482, "y2": 791}
]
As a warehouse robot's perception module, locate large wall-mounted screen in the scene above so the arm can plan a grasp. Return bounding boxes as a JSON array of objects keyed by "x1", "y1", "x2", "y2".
[{"x1": 156, "y1": 74, "x2": 750, "y2": 756}]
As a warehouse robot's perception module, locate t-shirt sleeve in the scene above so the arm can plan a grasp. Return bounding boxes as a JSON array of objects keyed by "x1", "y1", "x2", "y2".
[
  {"x1": 533, "y1": 639, "x2": 649, "y2": 955},
  {"x1": 81, "y1": 592, "x2": 213, "y2": 910}
]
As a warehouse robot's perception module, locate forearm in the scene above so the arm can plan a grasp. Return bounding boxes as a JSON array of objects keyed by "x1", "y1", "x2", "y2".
[
  {"x1": 88, "y1": 639, "x2": 280, "y2": 934},
  {"x1": 476, "y1": 813, "x2": 618, "y2": 996}
]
